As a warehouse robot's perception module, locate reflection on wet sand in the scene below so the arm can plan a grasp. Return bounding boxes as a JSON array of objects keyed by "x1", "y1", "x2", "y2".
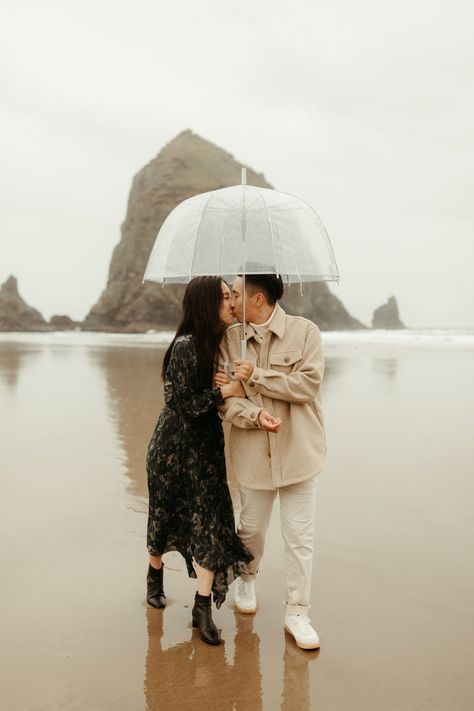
[
  {"x1": 281, "y1": 637, "x2": 318, "y2": 711},
  {"x1": 145, "y1": 606, "x2": 318, "y2": 711},
  {"x1": 89, "y1": 347, "x2": 164, "y2": 503},
  {"x1": 0, "y1": 344, "x2": 42, "y2": 390},
  {"x1": 2, "y1": 338, "x2": 474, "y2": 709},
  {"x1": 321, "y1": 356, "x2": 347, "y2": 388},
  {"x1": 92, "y1": 346, "x2": 345, "y2": 510},
  {"x1": 145, "y1": 609, "x2": 263, "y2": 711},
  {"x1": 372, "y1": 357, "x2": 399, "y2": 383},
  {"x1": 92, "y1": 345, "x2": 246, "y2": 507}
]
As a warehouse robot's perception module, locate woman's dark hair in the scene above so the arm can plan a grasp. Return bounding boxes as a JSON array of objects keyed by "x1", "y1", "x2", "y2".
[
  {"x1": 161, "y1": 276, "x2": 227, "y2": 386},
  {"x1": 245, "y1": 274, "x2": 284, "y2": 305}
]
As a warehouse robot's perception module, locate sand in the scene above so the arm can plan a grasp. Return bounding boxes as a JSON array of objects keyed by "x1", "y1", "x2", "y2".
[{"x1": 0, "y1": 332, "x2": 473, "y2": 710}]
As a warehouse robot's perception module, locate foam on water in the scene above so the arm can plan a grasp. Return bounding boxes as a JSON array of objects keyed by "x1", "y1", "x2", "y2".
[
  {"x1": 0, "y1": 328, "x2": 473, "y2": 351},
  {"x1": 322, "y1": 328, "x2": 474, "y2": 350},
  {"x1": 0, "y1": 330, "x2": 176, "y2": 348}
]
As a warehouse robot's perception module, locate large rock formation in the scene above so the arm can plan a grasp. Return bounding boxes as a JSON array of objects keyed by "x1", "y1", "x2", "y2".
[
  {"x1": 83, "y1": 130, "x2": 363, "y2": 331},
  {"x1": 281, "y1": 283, "x2": 365, "y2": 330},
  {"x1": 372, "y1": 296, "x2": 406, "y2": 329},
  {"x1": 0, "y1": 276, "x2": 50, "y2": 331}
]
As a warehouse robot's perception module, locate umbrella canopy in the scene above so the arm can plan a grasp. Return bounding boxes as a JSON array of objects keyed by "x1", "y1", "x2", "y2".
[
  {"x1": 143, "y1": 170, "x2": 340, "y2": 357},
  {"x1": 143, "y1": 172, "x2": 339, "y2": 286}
]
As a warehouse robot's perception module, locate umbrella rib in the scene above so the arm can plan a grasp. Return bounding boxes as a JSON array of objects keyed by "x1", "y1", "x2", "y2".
[
  {"x1": 188, "y1": 192, "x2": 216, "y2": 278},
  {"x1": 260, "y1": 190, "x2": 278, "y2": 276}
]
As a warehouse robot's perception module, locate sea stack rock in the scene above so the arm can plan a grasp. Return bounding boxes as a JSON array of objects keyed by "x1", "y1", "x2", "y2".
[
  {"x1": 372, "y1": 296, "x2": 406, "y2": 329},
  {"x1": 0, "y1": 276, "x2": 50, "y2": 332},
  {"x1": 49, "y1": 315, "x2": 80, "y2": 331},
  {"x1": 83, "y1": 130, "x2": 362, "y2": 331}
]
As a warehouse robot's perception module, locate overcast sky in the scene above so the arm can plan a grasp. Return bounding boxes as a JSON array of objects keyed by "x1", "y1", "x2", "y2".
[{"x1": 1, "y1": 0, "x2": 473, "y2": 327}]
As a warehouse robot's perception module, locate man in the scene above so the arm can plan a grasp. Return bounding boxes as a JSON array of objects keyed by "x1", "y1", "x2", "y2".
[{"x1": 216, "y1": 274, "x2": 326, "y2": 650}]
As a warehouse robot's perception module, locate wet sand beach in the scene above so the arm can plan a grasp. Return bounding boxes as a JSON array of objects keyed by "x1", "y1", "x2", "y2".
[{"x1": 1, "y1": 331, "x2": 473, "y2": 710}]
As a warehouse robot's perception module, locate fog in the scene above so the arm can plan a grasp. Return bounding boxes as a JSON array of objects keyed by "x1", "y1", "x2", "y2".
[{"x1": 1, "y1": 0, "x2": 473, "y2": 327}]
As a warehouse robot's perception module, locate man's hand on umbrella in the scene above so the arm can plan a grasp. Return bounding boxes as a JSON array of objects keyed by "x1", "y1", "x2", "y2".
[
  {"x1": 259, "y1": 410, "x2": 282, "y2": 432},
  {"x1": 233, "y1": 359, "x2": 254, "y2": 383}
]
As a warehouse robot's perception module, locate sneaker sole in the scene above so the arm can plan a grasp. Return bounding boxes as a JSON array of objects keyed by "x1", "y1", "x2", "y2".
[
  {"x1": 235, "y1": 602, "x2": 257, "y2": 614},
  {"x1": 284, "y1": 625, "x2": 320, "y2": 650}
]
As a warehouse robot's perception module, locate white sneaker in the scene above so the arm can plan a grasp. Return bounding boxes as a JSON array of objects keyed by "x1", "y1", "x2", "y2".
[
  {"x1": 285, "y1": 612, "x2": 320, "y2": 650},
  {"x1": 234, "y1": 577, "x2": 257, "y2": 614}
]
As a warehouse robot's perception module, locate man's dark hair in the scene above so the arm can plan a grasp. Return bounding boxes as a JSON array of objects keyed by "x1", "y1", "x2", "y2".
[{"x1": 244, "y1": 274, "x2": 284, "y2": 305}]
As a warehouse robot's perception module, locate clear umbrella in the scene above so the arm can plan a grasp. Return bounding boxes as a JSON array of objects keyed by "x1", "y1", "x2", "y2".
[{"x1": 143, "y1": 169, "x2": 340, "y2": 356}]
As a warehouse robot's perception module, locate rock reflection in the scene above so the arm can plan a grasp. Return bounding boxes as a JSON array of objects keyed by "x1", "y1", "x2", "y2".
[
  {"x1": 90, "y1": 346, "x2": 165, "y2": 503},
  {"x1": 372, "y1": 357, "x2": 399, "y2": 384},
  {"x1": 323, "y1": 357, "x2": 347, "y2": 388},
  {"x1": 144, "y1": 609, "x2": 263, "y2": 711},
  {"x1": 0, "y1": 344, "x2": 41, "y2": 391},
  {"x1": 92, "y1": 346, "x2": 242, "y2": 508}
]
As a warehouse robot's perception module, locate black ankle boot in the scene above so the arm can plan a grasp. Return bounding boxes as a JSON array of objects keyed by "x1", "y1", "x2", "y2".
[
  {"x1": 192, "y1": 592, "x2": 220, "y2": 645},
  {"x1": 147, "y1": 564, "x2": 166, "y2": 609}
]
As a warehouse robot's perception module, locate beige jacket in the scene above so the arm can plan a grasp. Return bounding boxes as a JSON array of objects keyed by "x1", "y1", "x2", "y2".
[{"x1": 218, "y1": 304, "x2": 326, "y2": 490}]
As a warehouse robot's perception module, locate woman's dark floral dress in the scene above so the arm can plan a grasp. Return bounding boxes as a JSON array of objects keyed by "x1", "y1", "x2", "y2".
[{"x1": 146, "y1": 334, "x2": 253, "y2": 608}]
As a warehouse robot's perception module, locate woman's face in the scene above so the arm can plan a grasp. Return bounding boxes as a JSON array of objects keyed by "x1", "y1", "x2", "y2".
[{"x1": 219, "y1": 281, "x2": 234, "y2": 326}]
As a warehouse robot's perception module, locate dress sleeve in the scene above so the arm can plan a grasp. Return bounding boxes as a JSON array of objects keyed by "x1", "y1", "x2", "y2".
[{"x1": 167, "y1": 337, "x2": 224, "y2": 418}]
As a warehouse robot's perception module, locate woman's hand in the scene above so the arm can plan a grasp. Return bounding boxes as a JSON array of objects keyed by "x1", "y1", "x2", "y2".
[
  {"x1": 258, "y1": 410, "x2": 282, "y2": 433},
  {"x1": 220, "y1": 379, "x2": 246, "y2": 399},
  {"x1": 214, "y1": 371, "x2": 230, "y2": 388}
]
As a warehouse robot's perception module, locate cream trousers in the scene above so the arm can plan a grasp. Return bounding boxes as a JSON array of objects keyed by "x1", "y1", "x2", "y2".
[{"x1": 238, "y1": 475, "x2": 318, "y2": 614}]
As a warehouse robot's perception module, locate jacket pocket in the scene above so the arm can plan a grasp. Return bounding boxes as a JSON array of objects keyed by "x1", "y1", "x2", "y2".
[{"x1": 269, "y1": 349, "x2": 302, "y2": 370}]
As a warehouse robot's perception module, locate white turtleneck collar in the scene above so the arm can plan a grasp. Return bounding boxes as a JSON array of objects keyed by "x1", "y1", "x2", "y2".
[{"x1": 249, "y1": 306, "x2": 277, "y2": 341}]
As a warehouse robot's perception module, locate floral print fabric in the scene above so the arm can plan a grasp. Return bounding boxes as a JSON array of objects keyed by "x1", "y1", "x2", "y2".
[{"x1": 146, "y1": 334, "x2": 253, "y2": 608}]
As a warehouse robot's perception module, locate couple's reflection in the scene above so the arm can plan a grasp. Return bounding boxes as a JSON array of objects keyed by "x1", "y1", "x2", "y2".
[
  {"x1": 145, "y1": 610, "x2": 262, "y2": 710},
  {"x1": 145, "y1": 608, "x2": 317, "y2": 710}
]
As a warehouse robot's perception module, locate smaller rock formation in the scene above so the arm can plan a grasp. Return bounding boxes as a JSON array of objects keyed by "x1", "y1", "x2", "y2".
[
  {"x1": 372, "y1": 296, "x2": 406, "y2": 329},
  {"x1": 49, "y1": 315, "x2": 80, "y2": 331},
  {"x1": 0, "y1": 276, "x2": 50, "y2": 331}
]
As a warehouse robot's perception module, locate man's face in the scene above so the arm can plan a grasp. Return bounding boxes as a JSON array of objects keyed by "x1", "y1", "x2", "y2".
[{"x1": 231, "y1": 277, "x2": 258, "y2": 323}]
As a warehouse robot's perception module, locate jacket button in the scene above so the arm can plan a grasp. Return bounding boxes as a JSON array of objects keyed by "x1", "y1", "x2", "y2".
[
  {"x1": 249, "y1": 382, "x2": 255, "y2": 387},
  {"x1": 284, "y1": 357, "x2": 290, "y2": 363},
  {"x1": 254, "y1": 375, "x2": 260, "y2": 381},
  {"x1": 250, "y1": 412, "x2": 256, "y2": 419}
]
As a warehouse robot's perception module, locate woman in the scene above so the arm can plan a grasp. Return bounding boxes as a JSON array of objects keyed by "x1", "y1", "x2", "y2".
[{"x1": 145, "y1": 276, "x2": 252, "y2": 646}]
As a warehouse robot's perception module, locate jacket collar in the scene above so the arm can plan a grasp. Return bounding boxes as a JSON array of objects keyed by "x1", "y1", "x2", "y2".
[
  {"x1": 241, "y1": 303, "x2": 286, "y2": 341},
  {"x1": 267, "y1": 303, "x2": 286, "y2": 338}
]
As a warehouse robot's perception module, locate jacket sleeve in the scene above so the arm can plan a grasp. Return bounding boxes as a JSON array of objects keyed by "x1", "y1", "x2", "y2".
[
  {"x1": 217, "y1": 333, "x2": 263, "y2": 429},
  {"x1": 245, "y1": 325, "x2": 324, "y2": 404},
  {"x1": 167, "y1": 338, "x2": 223, "y2": 418}
]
